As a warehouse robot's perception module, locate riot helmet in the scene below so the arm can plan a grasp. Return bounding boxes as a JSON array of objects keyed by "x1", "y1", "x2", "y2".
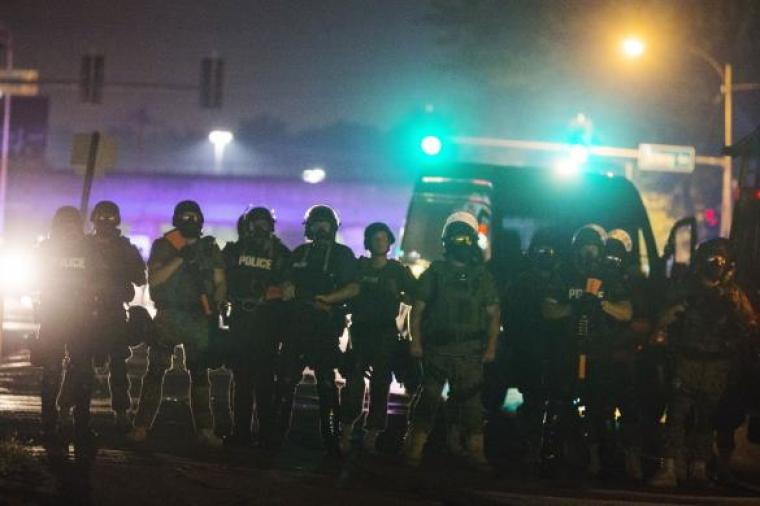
[
  {"x1": 528, "y1": 227, "x2": 560, "y2": 274},
  {"x1": 90, "y1": 200, "x2": 121, "y2": 236},
  {"x1": 51, "y1": 206, "x2": 84, "y2": 241},
  {"x1": 694, "y1": 238, "x2": 734, "y2": 287},
  {"x1": 239, "y1": 206, "x2": 276, "y2": 240},
  {"x1": 442, "y1": 211, "x2": 481, "y2": 264},
  {"x1": 304, "y1": 205, "x2": 340, "y2": 241},
  {"x1": 172, "y1": 200, "x2": 204, "y2": 238},
  {"x1": 363, "y1": 222, "x2": 395, "y2": 255},
  {"x1": 571, "y1": 223, "x2": 607, "y2": 272},
  {"x1": 605, "y1": 229, "x2": 633, "y2": 273}
]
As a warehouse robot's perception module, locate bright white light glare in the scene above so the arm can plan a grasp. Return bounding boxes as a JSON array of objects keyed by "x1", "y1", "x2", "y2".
[
  {"x1": 20, "y1": 295, "x2": 34, "y2": 309},
  {"x1": 622, "y1": 37, "x2": 645, "y2": 58},
  {"x1": 569, "y1": 145, "x2": 589, "y2": 164},
  {"x1": 302, "y1": 167, "x2": 326, "y2": 184},
  {"x1": 0, "y1": 252, "x2": 33, "y2": 293},
  {"x1": 208, "y1": 130, "x2": 234, "y2": 147},
  {"x1": 420, "y1": 135, "x2": 443, "y2": 156},
  {"x1": 553, "y1": 158, "x2": 580, "y2": 178},
  {"x1": 478, "y1": 232, "x2": 489, "y2": 251}
]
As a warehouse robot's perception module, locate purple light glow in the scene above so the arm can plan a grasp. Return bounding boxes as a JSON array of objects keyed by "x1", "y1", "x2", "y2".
[{"x1": 7, "y1": 171, "x2": 412, "y2": 255}]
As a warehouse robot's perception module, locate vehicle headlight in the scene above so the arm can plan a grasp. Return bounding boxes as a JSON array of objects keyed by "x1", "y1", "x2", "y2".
[{"x1": 0, "y1": 251, "x2": 34, "y2": 293}]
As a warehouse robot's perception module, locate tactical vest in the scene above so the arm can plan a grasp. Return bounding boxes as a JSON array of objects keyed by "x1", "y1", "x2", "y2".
[
  {"x1": 151, "y1": 235, "x2": 216, "y2": 311},
  {"x1": 676, "y1": 288, "x2": 738, "y2": 357},
  {"x1": 422, "y1": 260, "x2": 489, "y2": 343},
  {"x1": 86, "y1": 235, "x2": 140, "y2": 305},
  {"x1": 38, "y1": 238, "x2": 91, "y2": 319},
  {"x1": 226, "y1": 239, "x2": 282, "y2": 301},
  {"x1": 351, "y1": 257, "x2": 403, "y2": 328},
  {"x1": 291, "y1": 242, "x2": 341, "y2": 300}
]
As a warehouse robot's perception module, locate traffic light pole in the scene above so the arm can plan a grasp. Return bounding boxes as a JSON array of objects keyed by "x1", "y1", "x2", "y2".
[
  {"x1": 0, "y1": 28, "x2": 12, "y2": 237},
  {"x1": 722, "y1": 63, "x2": 733, "y2": 238}
]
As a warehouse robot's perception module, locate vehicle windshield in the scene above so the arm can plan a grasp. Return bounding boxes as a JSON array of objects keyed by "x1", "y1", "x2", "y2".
[{"x1": 400, "y1": 181, "x2": 492, "y2": 263}]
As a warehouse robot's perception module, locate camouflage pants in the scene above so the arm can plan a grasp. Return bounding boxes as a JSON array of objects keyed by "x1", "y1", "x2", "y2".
[
  {"x1": 133, "y1": 309, "x2": 213, "y2": 431},
  {"x1": 663, "y1": 356, "x2": 732, "y2": 461},
  {"x1": 341, "y1": 325, "x2": 396, "y2": 430},
  {"x1": 410, "y1": 340, "x2": 484, "y2": 435}
]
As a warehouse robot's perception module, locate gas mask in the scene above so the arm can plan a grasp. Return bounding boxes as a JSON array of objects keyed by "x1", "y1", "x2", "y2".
[
  {"x1": 53, "y1": 221, "x2": 83, "y2": 242},
  {"x1": 446, "y1": 233, "x2": 478, "y2": 264},
  {"x1": 177, "y1": 213, "x2": 202, "y2": 238},
  {"x1": 310, "y1": 221, "x2": 334, "y2": 242},
  {"x1": 93, "y1": 214, "x2": 120, "y2": 237},
  {"x1": 576, "y1": 244, "x2": 600, "y2": 273},
  {"x1": 698, "y1": 254, "x2": 729, "y2": 287},
  {"x1": 532, "y1": 246, "x2": 556, "y2": 275}
]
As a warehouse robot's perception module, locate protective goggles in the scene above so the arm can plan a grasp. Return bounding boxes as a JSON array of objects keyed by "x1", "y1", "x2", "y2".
[
  {"x1": 705, "y1": 255, "x2": 727, "y2": 268},
  {"x1": 450, "y1": 234, "x2": 475, "y2": 246},
  {"x1": 179, "y1": 213, "x2": 201, "y2": 223}
]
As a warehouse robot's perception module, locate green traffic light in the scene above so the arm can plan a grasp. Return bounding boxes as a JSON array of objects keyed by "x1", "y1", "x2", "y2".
[{"x1": 420, "y1": 135, "x2": 443, "y2": 156}]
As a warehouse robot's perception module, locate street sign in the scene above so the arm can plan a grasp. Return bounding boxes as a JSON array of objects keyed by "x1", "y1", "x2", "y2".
[
  {"x1": 71, "y1": 132, "x2": 118, "y2": 174},
  {"x1": 0, "y1": 69, "x2": 39, "y2": 96},
  {"x1": 638, "y1": 143, "x2": 696, "y2": 173}
]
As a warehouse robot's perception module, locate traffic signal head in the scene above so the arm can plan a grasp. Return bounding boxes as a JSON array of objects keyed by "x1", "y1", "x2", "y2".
[{"x1": 420, "y1": 135, "x2": 443, "y2": 157}]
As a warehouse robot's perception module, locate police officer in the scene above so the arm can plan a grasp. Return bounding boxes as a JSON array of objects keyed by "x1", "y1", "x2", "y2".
[
  {"x1": 58, "y1": 201, "x2": 146, "y2": 432},
  {"x1": 33, "y1": 207, "x2": 96, "y2": 447},
  {"x1": 543, "y1": 224, "x2": 633, "y2": 478},
  {"x1": 650, "y1": 238, "x2": 757, "y2": 487},
  {"x1": 130, "y1": 200, "x2": 227, "y2": 447},
  {"x1": 507, "y1": 227, "x2": 562, "y2": 474},
  {"x1": 223, "y1": 207, "x2": 291, "y2": 447},
  {"x1": 317, "y1": 222, "x2": 416, "y2": 455},
  {"x1": 601, "y1": 231, "x2": 645, "y2": 481},
  {"x1": 275, "y1": 205, "x2": 357, "y2": 457},
  {"x1": 404, "y1": 211, "x2": 501, "y2": 468}
]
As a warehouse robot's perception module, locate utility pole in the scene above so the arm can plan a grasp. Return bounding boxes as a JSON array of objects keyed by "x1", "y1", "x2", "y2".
[{"x1": 0, "y1": 26, "x2": 12, "y2": 238}]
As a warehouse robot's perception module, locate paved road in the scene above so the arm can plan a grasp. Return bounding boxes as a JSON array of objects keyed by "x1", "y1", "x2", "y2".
[{"x1": 1, "y1": 343, "x2": 760, "y2": 505}]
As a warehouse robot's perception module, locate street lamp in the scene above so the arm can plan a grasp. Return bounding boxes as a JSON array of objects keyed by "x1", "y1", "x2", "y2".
[
  {"x1": 208, "y1": 129, "x2": 233, "y2": 173},
  {"x1": 621, "y1": 38, "x2": 734, "y2": 237}
]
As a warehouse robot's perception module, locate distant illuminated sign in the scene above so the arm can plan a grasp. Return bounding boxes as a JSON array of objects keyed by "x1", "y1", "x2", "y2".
[{"x1": 638, "y1": 143, "x2": 695, "y2": 173}]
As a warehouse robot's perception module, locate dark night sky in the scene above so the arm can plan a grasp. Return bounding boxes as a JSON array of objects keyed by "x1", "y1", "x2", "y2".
[
  {"x1": 3, "y1": 1, "x2": 455, "y2": 132},
  {"x1": 2, "y1": 0, "x2": 759, "y2": 169}
]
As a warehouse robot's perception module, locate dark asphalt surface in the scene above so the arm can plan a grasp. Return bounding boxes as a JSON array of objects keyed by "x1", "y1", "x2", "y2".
[{"x1": 1, "y1": 333, "x2": 760, "y2": 505}]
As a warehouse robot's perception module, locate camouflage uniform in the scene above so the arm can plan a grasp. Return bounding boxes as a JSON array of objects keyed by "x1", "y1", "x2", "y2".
[
  {"x1": 409, "y1": 260, "x2": 499, "y2": 439},
  {"x1": 662, "y1": 277, "x2": 756, "y2": 463},
  {"x1": 133, "y1": 234, "x2": 224, "y2": 434}
]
